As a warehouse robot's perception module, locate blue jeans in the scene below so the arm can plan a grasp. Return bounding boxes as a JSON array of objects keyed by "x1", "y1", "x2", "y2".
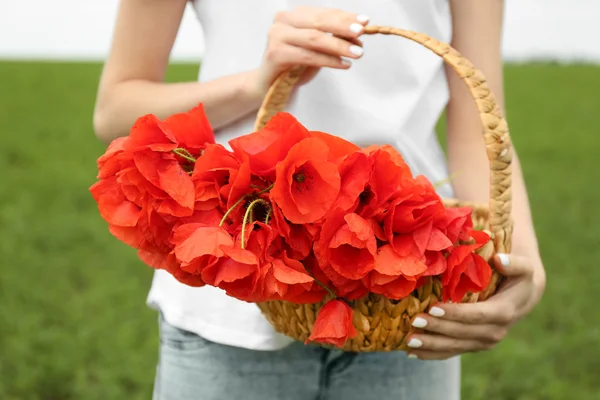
[{"x1": 153, "y1": 313, "x2": 460, "y2": 400}]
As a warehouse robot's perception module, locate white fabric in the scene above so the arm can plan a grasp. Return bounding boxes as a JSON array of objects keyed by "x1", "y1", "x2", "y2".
[{"x1": 147, "y1": 0, "x2": 453, "y2": 351}]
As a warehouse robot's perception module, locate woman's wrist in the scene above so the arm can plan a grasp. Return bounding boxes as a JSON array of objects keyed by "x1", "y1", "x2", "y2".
[
  {"x1": 186, "y1": 69, "x2": 267, "y2": 132},
  {"x1": 240, "y1": 68, "x2": 268, "y2": 107}
]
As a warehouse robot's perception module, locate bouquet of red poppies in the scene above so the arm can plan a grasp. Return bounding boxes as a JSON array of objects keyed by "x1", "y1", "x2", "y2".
[{"x1": 90, "y1": 105, "x2": 493, "y2": 347}]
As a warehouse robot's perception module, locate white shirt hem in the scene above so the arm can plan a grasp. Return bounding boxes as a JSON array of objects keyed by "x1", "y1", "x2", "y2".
[{"x1": 147, "y1": 294, "x2": 295, "y2": 351}]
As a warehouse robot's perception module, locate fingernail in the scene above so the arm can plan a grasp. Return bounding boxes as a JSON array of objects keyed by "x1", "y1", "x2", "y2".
[
  {"x1": 356, "y1": 15, "x2": 370, "y2": 23},
  {"x1": 349, "y1": 23, "x2": 364, "y2": 34},
  {"x1": 429, "y1": 307, "x2": 445, "y2": 317},
  {"x1": 407, "y1": 338, "x2": 423, "y2": 348},
  {"x1": 349, "y1": 45, "x2": 364, "y2": 57},
  {"x1": 498, "y1": 253, "x2": 510, "y2": 267},
  {"x1": 341, "y1": 58, "x2": 352, "y2": 66},
  {"x1": 412, "y1": 317, "x2": 427, "y2": 328},
  {"x1": 407, "y1": 353, "x2": 418, "y2": 359}
]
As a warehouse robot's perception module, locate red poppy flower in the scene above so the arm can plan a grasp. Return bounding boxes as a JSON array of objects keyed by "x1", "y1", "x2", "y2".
[
  {"x1": 173, "y1": 225, "x2": 234, "y2": 275},
  {"x1": 260, "y1": 253, "x2": 319, "y2": 302},
  {"x1": 124, "y1": 104, "x2": 214, "y2": 156},
  {"x1": 134, "y1": 208, "x2": 225, "y2": 280},
  {"x1": 332, "y1": 151, "x2": 372, "y2": 213},
  {"x1": 96, "y1": 137, "x2": 131, "y2": 179},
  {"x1": 271, "y1": 203, "x2": 316, "y2": 260},
  {"x1": 384, "y1": 176, "x2": 446, "y2": 238},
  {"x1": 91, "y1": 179, "x2": 174, "y2": 254},
  {"x1": 442, "y1": 229, "x2": 493, "y2": 302},
  {"x1": 364, "y1": 244, "x2": 422, "y2": 299},
  {"x1": 239, "y1": 226, "x2": 324, "y2": 303},
  {"x1": 374, "y1": 244, "x2": 427, "y2": 277},
  {"x1": 363, "y1": 144, "x2": 409, "y2": 170},
  {"x1": 283, "y1": 282, "x2": 328, "y2": 304},
  {"x1": 139, "y1": 251, "x2": 206, "y2": 287},
  {"x1": 123, "y1": 114, "x2": 177, "y2": 152},
  {"x1": 299, "y1": 251, "x2": 366, "y2": 300},
  {"x1": 158, "y1": 103, "x2": 215, "y2": 152},
  {"x1": 228, "y1": 112, "x2": 310, "y2": 179},
  {"x1": 423, "y1": 250, "x2": 448, "y2": 276},
  {"x1": 211, "y1": 161, "x2": 255, "y2": 228},
  {"x1": 308, "y1": 130, "x2": 360, "y2": 161},
  {"x1": 178, "y1": 208, "x2": 225, "y2": 227},
  {"x1": 306, "y1": 299, "x2": 357, "y2": 347},
  {"x1": 315, "y1": 261, "x2": 370, "y2": 300},
  {"x1": 132, "y1": 150, "x2": 195, "y2": 212},
  {"x1": 90, "y1": 176, "x2": 141, "y2": 228},
  {"x1": 201, "y1": 246, "x2": 261, "y2": 302},
  {"x1": 91, "y1": 105, "x2": 216, "y2": 256},
  {"x1": 366, "y1": 271, "x2": 418, "y2": 300},
  {"x1": 315, "y1": 211, "x2": 377, "y2": 280},
  {"x1": 355, "y1": 146, "x2": 414, "y2": 218},
  {"x1": 191, "y1": 144, "x2": 240, "y2": 211},
  {"x1": 270, "y1": 138, "x2": 341, "y2": 224},
  {"x1": 386, "y1": 219, "x2": 453, "y2": 279},
  {"x1": 434, "y1": 207, "x2": 474, "y2": 244},
  {"x1": 240, "y1": 222, "x2": 282, "y2": 263}
]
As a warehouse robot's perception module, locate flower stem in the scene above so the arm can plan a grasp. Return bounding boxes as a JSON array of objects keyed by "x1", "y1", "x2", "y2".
[
  {"x1": 219, "y1": 196, "x2": 247, "y2": 227},
  {"x1": 264, "y1": 208, "x2": 273, "y2": 225},
  {"x1": 219, "y1": 183, "x2": 274, "y2": 227},
  {"x1": 302, "y1": 264, "x2": 337, "y2": 299},
  {"x1": 433, "y1": 171, "x2": 460, "y2": 189},
  {"x1": 314, "y1": 278, "x2": 338, "y2": 299},
  {"x1": 241, "y1": 199, "x2": 267, "y2": 249},
  {"x1": 255, "y1": 183, "x2": 274, "y2": 195},
  {"x1": 172, "y1": 148, "x2": 197, "y2": 163}
]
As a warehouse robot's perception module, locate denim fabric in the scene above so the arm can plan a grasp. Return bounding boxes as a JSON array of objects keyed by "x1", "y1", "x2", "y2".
[{"x1": 153, "y1": 313, "x2": 461, "y2": 400}]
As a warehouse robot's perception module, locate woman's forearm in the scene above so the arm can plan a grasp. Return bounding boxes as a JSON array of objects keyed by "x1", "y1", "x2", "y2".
[
  {"x1": 445, "y1": 0, "x2": 544, "y2": 284},
  {"x1": 448, "y1": 139, "x2": 540, "y2": 258},
  {"x1": 93, "y1": 69, "x2": 264, "y2": 144},
  {"x1": 449, "y1": 143, "x2": 546, "y2": 296}
]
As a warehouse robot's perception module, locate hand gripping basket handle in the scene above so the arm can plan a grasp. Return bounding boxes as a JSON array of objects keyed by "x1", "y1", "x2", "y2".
[{"x1": 253, "y1": 26, "x2": 513, "y2": 255}]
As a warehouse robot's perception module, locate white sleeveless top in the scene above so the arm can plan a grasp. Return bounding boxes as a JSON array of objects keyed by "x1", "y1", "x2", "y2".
[{"x1": 147, "y1": 0, "x2": 453, "y2": 350}]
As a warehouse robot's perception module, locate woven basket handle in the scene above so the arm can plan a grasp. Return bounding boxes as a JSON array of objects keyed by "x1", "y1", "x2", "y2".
[{"x1": 253, "y1": 26, "x2": 513, "y2": 253}]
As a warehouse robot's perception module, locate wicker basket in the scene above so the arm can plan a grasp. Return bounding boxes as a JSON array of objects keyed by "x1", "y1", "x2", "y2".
[{"x1": 254, "y1": 26, "x2": 513, "y2": 352}]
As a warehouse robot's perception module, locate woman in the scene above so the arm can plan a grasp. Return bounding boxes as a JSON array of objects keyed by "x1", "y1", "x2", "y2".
[{"x1": 93, "y1": 1, "x2": 546, "y2": 399}]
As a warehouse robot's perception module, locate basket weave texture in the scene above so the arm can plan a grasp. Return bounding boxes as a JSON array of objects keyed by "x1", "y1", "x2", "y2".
[{"x1": 254, "y1": 26, "x2": 514, "y2": 352}]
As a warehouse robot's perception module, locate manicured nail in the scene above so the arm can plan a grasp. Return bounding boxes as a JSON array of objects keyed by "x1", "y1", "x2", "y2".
[
  {"x1": 341, "y1": 58, "x2": 352, "y2": 66},
  {"x1": 356, "y1": 15, "x2": 370, "y2": 23},
  {"x1": 429, "y1": 307, "x2": 445, "y2": 317},
  {"x1": 407, "y1": 353, "x2": 418, "y2": 359},
  {"x1": 349, "y1": 23, "x2": 364, "y2": 34},
  {"x1": 498, "y1": 253, "x2": 510, "y2": 267},
  {"x1": 407, "y1": 338, "x2": 423, "y2": 348},
  {"x1": 412, "y1": 317, "x2": 427, "y2": 328},
  {"x1": 349, "y1": 45, "x2": 364, "y2": 57}
]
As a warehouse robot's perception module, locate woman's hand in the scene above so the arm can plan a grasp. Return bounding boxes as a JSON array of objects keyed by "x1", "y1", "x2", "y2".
[
  {"x1": 406, "y1": 253, "x2": 546, "y2": 360},
  {"x1": 251, "y1": 7, "x2": 370, "y2": 96}
]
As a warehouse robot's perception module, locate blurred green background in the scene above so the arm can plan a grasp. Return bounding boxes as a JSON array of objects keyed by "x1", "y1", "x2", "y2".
[{"x1": 0, "y1": 61, "x2": 598, "y2": 399}]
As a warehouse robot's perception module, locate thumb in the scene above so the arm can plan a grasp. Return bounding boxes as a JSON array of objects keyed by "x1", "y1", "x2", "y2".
[{"x1": 493, "y1": 253, "x2": 534, "y2": 277}]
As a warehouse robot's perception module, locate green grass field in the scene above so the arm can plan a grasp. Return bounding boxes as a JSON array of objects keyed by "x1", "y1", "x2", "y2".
[{"x1": 0, "y1": 61, "x2": 598, "y2": 400}]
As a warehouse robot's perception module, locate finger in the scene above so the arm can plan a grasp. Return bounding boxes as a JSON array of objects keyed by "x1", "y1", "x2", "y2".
[
  {"x1": 406, "y1": 333, "x2": 494, "y2": 353},
  {"x1": 427, "y1": 301, "x2": 515, "y2": 326},
  {"x1": 281, "y1": 27, "x2": 364, "y2": 59},
  {"x1": 493, "y1": 253, "x2": 535, "y2": 277},
  {"x1": 297, "y1": 67, "x2": 320, "y2": 85},
  {"x1": 411, "y1": 314, "x2": 507, "y2": 343},
  {"x1": 275, "y1": 7, "x2": 370, "y2": 38},
  {"x1": 407, "y1": 350, "x2": 460, "y2": 361},
  {"x1": 347, "y1": 37, "x2": 364, "y2": 47},
  {"x1": 266, "y1": 44, "x2": 351, "y2": 70}
]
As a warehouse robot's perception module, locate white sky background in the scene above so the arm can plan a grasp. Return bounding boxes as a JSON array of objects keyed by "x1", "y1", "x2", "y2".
[{"x1": 0, "y1": 0, "x2": 598, "y2": 63}]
